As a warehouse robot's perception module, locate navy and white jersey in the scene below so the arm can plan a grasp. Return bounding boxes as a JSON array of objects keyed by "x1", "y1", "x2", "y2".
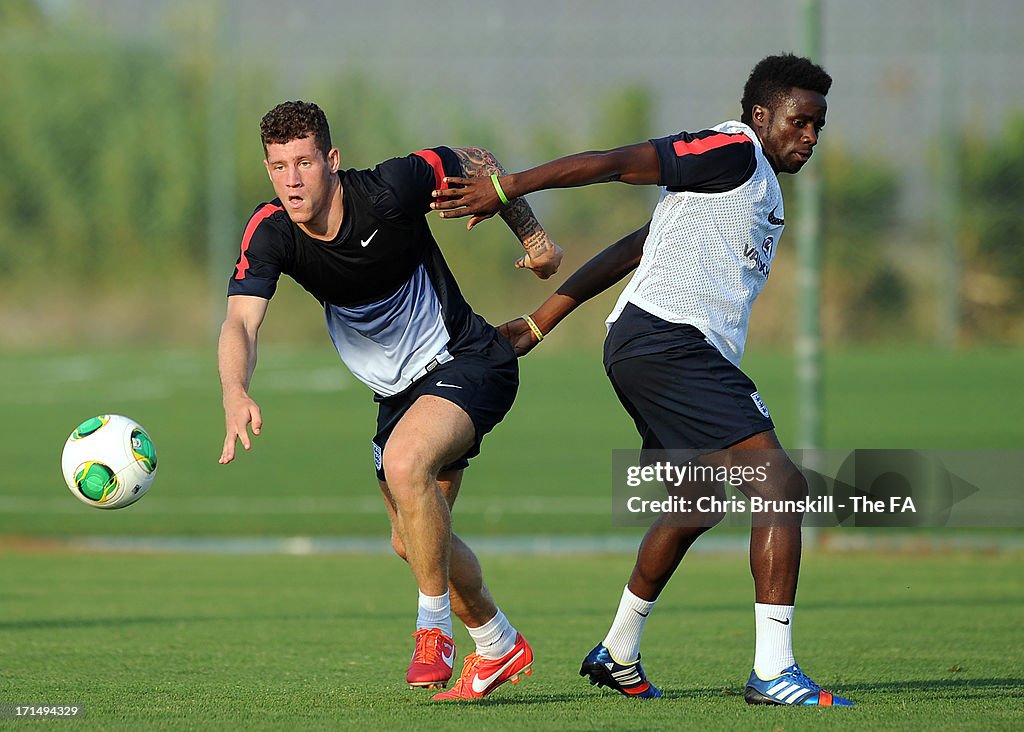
[
  {"x1": 228, "y1": 147, "x2": 494, "y2": 397},
  {"x1": 606, "y1": 121, "x2": 784, "y2": 366}
]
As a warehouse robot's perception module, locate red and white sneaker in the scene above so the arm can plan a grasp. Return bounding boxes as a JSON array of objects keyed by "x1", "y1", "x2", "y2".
[
  {"x1": 433, "y1": 633, "x2": 533, "y2": 701},
  {"x1": 407, "y1": 628, "x2": 456, "y2": 689}
]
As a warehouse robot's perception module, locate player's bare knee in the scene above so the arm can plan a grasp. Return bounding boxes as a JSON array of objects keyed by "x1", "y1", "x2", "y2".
[
  {"x1": 749, "y1": 456, "x2": 808, "y2": 503},
  {"x1": 380, "y1": 447, "x2": 433, "y2": 501}
]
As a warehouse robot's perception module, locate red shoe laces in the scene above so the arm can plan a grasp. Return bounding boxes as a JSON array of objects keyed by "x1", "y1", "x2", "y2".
[
  {"x1": 411, "y1": 628, "x2": 445, "y2": 664},
  {"x1": 450, "y1": 653, "x2": 482, "y2": 690}
]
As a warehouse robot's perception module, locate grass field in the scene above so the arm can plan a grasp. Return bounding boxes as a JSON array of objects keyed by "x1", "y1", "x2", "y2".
[
  {"x1": 1, "y1": 345, "x2": 1022, "y2": 729},
  {"x1": 1, "y1": 551, "x2": 1022, "y2": 730},
  {"x1": 0, "y1": 345, "x2": 1022, "y2": 536}
]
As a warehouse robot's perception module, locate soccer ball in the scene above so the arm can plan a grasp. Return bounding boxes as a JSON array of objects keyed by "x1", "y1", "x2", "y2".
[{"x1": 61, "y1": 414, "x2": 158, "y2": 509}]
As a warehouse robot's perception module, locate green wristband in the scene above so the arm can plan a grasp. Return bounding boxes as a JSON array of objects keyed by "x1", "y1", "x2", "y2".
[{"x1": 490, "y1": 174, "x2": 510, "y2": 205}]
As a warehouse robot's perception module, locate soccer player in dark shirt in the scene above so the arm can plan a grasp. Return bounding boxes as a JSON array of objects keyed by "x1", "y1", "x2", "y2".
[
  {"x1": 218, "y1": 101, "x2": 561, "y2": 700},
  {"x1": 432, "y1": 54, "x2": 853, "y2": 707}
]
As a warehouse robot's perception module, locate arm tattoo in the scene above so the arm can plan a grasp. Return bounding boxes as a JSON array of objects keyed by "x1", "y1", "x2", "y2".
[
  {"x1": 451, "y1": 146, "x2": 508, "y2": 178},
  {"x1": 451, "y1": 147, "x2": 552, "y2": 256}
]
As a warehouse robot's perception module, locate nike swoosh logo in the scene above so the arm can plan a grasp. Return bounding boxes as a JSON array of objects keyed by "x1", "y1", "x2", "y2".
[
  {"x1": 441, "y1": 644, "x2": 455, "y2": 668},
  {"x1": 360, "y1": 229, "x2": 379, "y2": 247},
  {"x1": 632, "y1": 608, "x2": 650, "y2": 618},
  {"x1": 768, "y1": 207, "x2": 785, "y2": 226},
  {"x1": 435, "y1": 380, "x2": 463, "y2": 389},
  {"x1": 471, "y1": 649, "x2": 524, "y2": 694},
  {"x1": 769, "y1": 617, "x2": 790, "y2": 625}
]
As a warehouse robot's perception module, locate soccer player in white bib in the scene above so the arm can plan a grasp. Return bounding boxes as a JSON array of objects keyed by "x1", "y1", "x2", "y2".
[{"x1": 432, "y1": 54, "x2": 852, "y2": 707}]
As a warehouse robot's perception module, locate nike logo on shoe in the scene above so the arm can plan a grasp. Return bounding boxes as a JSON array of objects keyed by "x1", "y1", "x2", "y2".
[
  {"x1": 769, "y1": 617, "x2": 790, "y2": 625},
  {"x1": 360, "y1": 229, "x2": 379, "y2": 247},
  {"x1": 435, "y1": 380, "x2": 463, "y2": 389},
  {"x1": 470, "y1": 649, "x2": 525, "y2": 694},
  {"x1": 441, "y1": 643, "x2": 456, "y2": 668}
]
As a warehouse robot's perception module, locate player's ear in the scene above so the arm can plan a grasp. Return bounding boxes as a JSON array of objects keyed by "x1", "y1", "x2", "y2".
[
  {"x1": 752, "y1": 104, "x2": 769, "y2": 128},
  {"x1": 327, "y1": 147, "x2": 340, "y2": 173}
]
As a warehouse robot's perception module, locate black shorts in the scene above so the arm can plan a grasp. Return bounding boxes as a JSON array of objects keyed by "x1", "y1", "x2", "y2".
[
  {"x1": 372, "y1": 332, "x2": 518, "y2": 481},
  {"x1": 604, "y1": 305, "x2": 774, "y2": 452}
]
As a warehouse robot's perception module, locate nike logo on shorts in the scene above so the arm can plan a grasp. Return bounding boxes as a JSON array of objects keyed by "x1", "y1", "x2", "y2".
[{"x1": 435, "y1": 380, "x2": 463, "y2": 389}]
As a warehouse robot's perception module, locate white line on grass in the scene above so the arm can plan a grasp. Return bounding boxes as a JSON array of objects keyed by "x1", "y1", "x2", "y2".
[
  {"x1": 0, "y1": 349, "x2": 350, "y2": 404},
  {"x1": 53, "y1": 533, "x2": 749, "y2": 556}
]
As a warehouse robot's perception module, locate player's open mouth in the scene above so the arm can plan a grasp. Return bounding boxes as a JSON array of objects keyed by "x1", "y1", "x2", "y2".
[
  {"x1": 288, "y1": 195, "x2": 304, "y2": 207},
  {"x1": 794, "y1": 150, "x2": 813, "y2": 162}
]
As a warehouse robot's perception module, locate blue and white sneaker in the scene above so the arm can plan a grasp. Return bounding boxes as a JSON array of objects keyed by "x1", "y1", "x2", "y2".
[
  {"x1": 744, "y1": 664, "x2": 854, "y2": 706},
  {"x1": 579, "y1": 643, "x2": 662, "y2": 699}
]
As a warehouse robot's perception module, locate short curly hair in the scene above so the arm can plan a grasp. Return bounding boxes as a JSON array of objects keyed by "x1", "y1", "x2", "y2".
[
  {"x1": 740, "y1": 54, "x2": 832, "y2": 125},
  {"x1": 260, "y1": 101, "x2": 332, "y2": 158}
]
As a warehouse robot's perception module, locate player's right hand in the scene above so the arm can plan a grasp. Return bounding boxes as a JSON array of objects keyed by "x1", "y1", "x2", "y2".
[
  {"x1": 497, "y1": 317, "x2": 542, "y2": 357},
  {"x1": 220, "y1": 393, "x2": 262, "y2": 464},
  {"x1": 431, "y1": 176, "x2": 501, "y2": 224}
]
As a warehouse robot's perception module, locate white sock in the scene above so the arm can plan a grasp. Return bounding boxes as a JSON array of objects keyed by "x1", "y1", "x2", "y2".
[
  {"x1": 416, "y1": 590, "x2": 452, "y2": 638},
  {"x1": 467, "y1": 608, "x2": 517, "y2": 660},
  {"x1": 753, "y1": 602, "x2": 795, "y2": 678},
  {"x1": 602, "y1": 585, "x2": 655, "y2": 664}
]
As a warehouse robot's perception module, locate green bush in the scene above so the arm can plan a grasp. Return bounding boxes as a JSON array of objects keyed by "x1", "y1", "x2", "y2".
[
  {"x1": 960, "y1": 115, "x2": 1024, "y2": 337},
  {"x1": 2, "y1": 14, "x2": 1020, "y2": 348}
]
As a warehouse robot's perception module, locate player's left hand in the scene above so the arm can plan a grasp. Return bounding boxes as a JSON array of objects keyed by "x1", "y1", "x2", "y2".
[
  {"x1": 431, "y1": 176, "x2": 501, "y2": 228},
  {"x1": 517, "y1": 242, "x2": 563, "y2": 279}
]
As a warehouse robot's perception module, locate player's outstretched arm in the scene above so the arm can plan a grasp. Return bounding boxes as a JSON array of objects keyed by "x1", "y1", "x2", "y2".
[
  {"x1": 449, "y1": 146, "x2": 563, "y2": 279},
  {"x1": 499, "y1": 221, "x2": 650, "y2": 357},
  {"x1": 433, "y1": 142, "x2": 661, "y2": 222},
  {"x1": 218, "y1": 295, "x2": 269, "y2": 464}
]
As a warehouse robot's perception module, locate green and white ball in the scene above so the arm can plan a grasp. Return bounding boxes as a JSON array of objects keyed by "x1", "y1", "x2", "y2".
[{"x1": 61, "y1": 415, "x2": 158, "y2": 509}]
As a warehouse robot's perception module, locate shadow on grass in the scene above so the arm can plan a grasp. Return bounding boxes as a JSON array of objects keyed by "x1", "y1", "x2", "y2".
[
  {"x1": 652, "y1": 676, "x2": 1024, "y2": 701},
  {"x1": 838, "y1": 676, "x2": 1024, "y2": 698},
  {"x1": 456, "y1": 691, "x2": 597, "y2": 706},
  {"x1": 456, "y1": 676, "x2": 1024, "y2": 706}
]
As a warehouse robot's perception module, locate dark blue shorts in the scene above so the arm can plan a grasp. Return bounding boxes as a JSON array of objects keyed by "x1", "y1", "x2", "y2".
[
  {"x1": 372, "y1": 331, "x2": 518, "y2": 481},
  {"x1": 604, "y1": 304, "x2": 774, "y2": 452}
]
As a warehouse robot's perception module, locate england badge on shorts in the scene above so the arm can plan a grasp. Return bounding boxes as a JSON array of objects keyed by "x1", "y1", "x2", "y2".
[{"x1": 750, "y1": 391, "x2": 771, "y2": 419}]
